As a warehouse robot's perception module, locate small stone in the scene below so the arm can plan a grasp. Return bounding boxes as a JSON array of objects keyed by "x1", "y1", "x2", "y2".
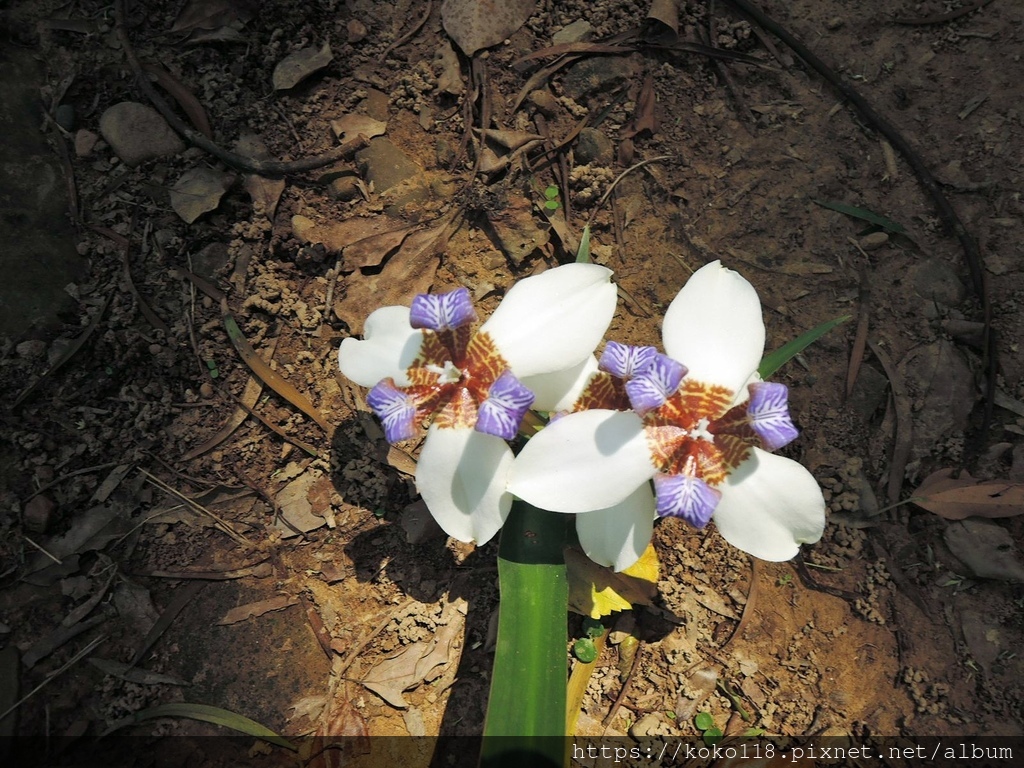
[
  {"x1": 552, "y1": 20, "x2": 593, "y2": 45},
  {"x1": 911, "y1": 258, "x2": 967, "y2": 306},
  {"x1": 328, "y1": 175, "x2": 362, "y2": 201},
  {"x1": 15, "y1": 339, "x2": 47, "y2": 359},
  {"x1": 945, "y1": 519, "x2": 1024, "y2": 582},
  {"x1": 347, "y1": 19, "x2": 368, "y2": 43},
  {"x1": 199, "y1": 382, "x2": 215, "y2": 398},
  {"x1": 825, "y1": 17, "x2": 844, "y2": 30},
  {"x1": 74, "y1": 129, "x2": 99, "y2": 157},
  {"x1": 148, "y1": 344, "x2": 163, "y2": 355},
  {"x1": 629, "y1": 712, "x2": 665, "y2": 738},
  {"x1": 55, "y1": 104, "x2": 75, "y2": 131},
  {"x1": 562, "y1": 56, "x2": 636, "y2": 101},
  {"x1": 859, "y1": 231, "x2": 889, "y2": 250},
  {"x1": 527, "y1": 89, "x2": 559, "y2": 117},
  {"x1": 356, "y1": 137, "x2": 422, "y2": 192},
  {"x1": 574, "y1": 128, "x2": 614, "y2": 165},
  {"x1": 24, "y1": 494, "x2": 56, "y2": 534},
  {"x1": 99, "y1": 102, "x2": 185, "y2": 167}
]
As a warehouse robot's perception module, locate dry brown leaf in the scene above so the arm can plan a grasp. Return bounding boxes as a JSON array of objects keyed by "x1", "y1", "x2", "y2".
[
  {"x1": 170, "y1": 167, "x2": 234, "y2": 223},
  {"x1": 292, "y1": 214, "x2": 417, "y2": 267},
  {"x1": 441, "y1": 0, "x2": 537, "y2": 56},
  {"x1": 913, "y1": 468, "x2": 1024, "y2": 520},
  {"x1": 333, "y1": 219, "x2": 455, "y2": 334},
  {"x1": 273, "y1": 43, "x2": 333, "y2": 90},
  {"x1": 565, "y1": 545, "x2": 658, "y2": 619},
  {"x1": 217, "y1": 595, "x2": 299, "y2": 625},
  {"x1": 360, "y1": 602, "x2": 464, "y2": 708},
  {"x1": 330, "y1": 114, "x2": 387, "y2": 144}
]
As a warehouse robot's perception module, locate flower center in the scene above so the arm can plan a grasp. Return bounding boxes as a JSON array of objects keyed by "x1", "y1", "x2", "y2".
[
  {"x1": 366, "y1": 288, "x2": 535, "y2": 443},
  {"x1": 575, "y1": 343, "x2": 799, "y2": 528}
]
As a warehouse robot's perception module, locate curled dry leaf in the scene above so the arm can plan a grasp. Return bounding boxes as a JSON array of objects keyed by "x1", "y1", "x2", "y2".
[
  {"x1": 273, "y1": 43, "x2": 333, "y2": 90},
  {"x1": 565, "y1": 544, "x2": 659, "y2": 619},
  {"x1": 913, "y1": 468, "x2": 1024, "y2": 520},
  {"x1": 646, "y1": 0, "x2": 680, "y2": 36},
  {"x1": 441, "y1": 0, "x2": 537, "y2": 56},
  {"x1": 170, "y1": 167, "x2": 234, "y2": 223},
  {"x1": 170, "y1": 0, "x2": 254, "y2": 33}
]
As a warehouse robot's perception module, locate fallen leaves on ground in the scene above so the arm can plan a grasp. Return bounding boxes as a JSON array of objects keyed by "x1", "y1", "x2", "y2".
[
  {"x1": 359, "y1": 599, "x2": 465, "y2": 708},
  {"x1": 441, "y1": 0, "x2": 537, "y2": 56},
  {"x1": 913, "y1": 468, "x2": 1024, "y2": 520}
]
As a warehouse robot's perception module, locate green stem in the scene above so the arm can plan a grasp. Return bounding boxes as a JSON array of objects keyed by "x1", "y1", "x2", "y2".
[{"x1": 480, "y1": 500, "x2": 568, "y2": 768}]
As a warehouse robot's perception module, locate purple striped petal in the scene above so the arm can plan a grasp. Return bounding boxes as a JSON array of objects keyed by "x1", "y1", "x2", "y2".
[
  {"x1": 747, "y1": 382, "x2": 798, "y2": 451},
  {"x1": 476, "y1": 370, "x2": 535, "y2": 440},
  {"x1": 599, "y1": 342, "x2": 658, "y2": 380},
  {"x1": 653, "y1": 473, "x2": 721, "y2": 528},
  {"x1": 409, "y1": 287, "x2": 477, "y2": 331},
  {"x1": 625, "y1": 354, "x2": 687, "y2": 415},
  {"x1": 366, "y1": 379, "x2": 417, "y2": 443}
]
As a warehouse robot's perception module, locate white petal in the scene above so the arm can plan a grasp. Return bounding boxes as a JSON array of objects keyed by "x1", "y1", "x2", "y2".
[
  {"x1": 575, "y1": 483, "x2": 655, "y2": 572},
  {"x1": 509, "y1": 410, "x2": 654, "y2": 513},
  {"x1": 712, "y1": 448, "x2": 826, "y2": 561},
  {"x1": 480, "y1": 263, "x2": 617, "y2": 378},
  {"x1": 338, "y1": 305, "x2": 423, "y2": 387},
  {"x1": 662, "y1": 260, "x2": 765, "y2": 395},
  {"x1": 415, "y1": 425, "x2": 514, "y2": 545},
  {"x1": 520, "y1": 355, "x2": 599, "y2": 412}
]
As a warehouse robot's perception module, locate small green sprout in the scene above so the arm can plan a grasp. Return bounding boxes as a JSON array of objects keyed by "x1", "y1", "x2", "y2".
[
  {"x1": 206, "y1": 359, "x2": 220, "y2": 379},
  {"x1": 694, "y1": 711, "x2": 723, "y2": 745},
  {"x1": 776, "y1": 573, "x2": 793, "y2": 587},
  {"x1": 543, "y1": 185, "x2": 560, "y2": 212}
]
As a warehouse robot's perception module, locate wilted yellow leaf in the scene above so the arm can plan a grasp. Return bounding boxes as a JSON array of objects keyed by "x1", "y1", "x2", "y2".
[{"x1": 565, "y1": 544, "x2": 659, "y2": 619}]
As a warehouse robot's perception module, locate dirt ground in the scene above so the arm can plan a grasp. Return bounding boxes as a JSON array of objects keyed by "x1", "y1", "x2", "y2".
[{"x1": 2, "y1": 0, "x2": 1024, "y2": 765}]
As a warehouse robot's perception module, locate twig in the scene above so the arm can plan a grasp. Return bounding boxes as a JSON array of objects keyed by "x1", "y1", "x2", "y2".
[
  {"x1": 602, "y1": 639, "x2": 643, "y2": 729},
  {"x1": 379, "y1": 0, "x2": 432, "y2": 61},
  {"x1": 113, "y1": 0, "x2": 367, "y2": 177},
  {"x1": 846, "y1": 264, "x2": 872, "y2": 399},
  {"x1": 587, "y1": 155, "x2": 672, "y2": 228},
  {"x1": 139, "y1": 468, "x2": 253, "y2": 546},
  {"x1": 868, "y1": 341, "x2": 913, "y2": 505},
  {"x1": 22, "y1": 534, "x2": 62, "y2": 565}
]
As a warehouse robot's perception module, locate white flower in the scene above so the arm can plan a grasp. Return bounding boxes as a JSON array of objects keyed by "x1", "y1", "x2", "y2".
[
  {"x1": 508, "y1": 261, "x2": 826, "y2": 571},
  {"x1": 338, "y1": 263, "x2": 618, "y2": 544}
]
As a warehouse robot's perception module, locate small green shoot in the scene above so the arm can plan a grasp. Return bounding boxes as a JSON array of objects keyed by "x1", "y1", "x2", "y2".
[
  {"x1": 573, "y1": 618, "x2": 605, "y2": 662},
  {"x1": 575, "y1": 225, "x2": 592, "y2": 264},
  {"x1": 543, "y1": 185, "x2": 561, "y2": 212},
  {"x1": 206, "y1": 359, "x2": 220, "y2": 379},
  {"x1": 694, "y1": 711, "x2": 723, "y2": 745},
  {"x1": 573, "y1": 637, "x2": 598, "y2": 663},
  {"x1": 759, "y1": 315, "x2": 851, "y2": 379},
  {"x1": 812, "y1": 198, "x2": 906, "y2": 234},
  {"x1": 776, "y1": 573, "x2": 793, "y2": 587}
]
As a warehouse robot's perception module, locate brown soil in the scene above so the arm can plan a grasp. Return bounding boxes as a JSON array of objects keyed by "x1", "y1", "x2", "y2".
[{"x1": 3, "y1": 0, "x2": 1024, "y2": 765}]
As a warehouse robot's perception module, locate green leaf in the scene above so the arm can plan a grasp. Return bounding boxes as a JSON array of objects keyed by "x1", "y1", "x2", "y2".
[
  {"x1": 544, "y1": 185, "x2": 559, "y2": 200},
  {"x1": 481, "y1": 501, "x2": 567, "y2": 768},
  {"x1": 582, "y1": 617, "x2": 605, "y2": 639},
  {"x1": 101, "y1": 702, "x2": 296, "y2": 751},
  {"x1": 703, "y1": 727, "x2": 724, "y2": 746},
  {"x1": 575, "y1": 225, "x2": 592, "y2": 264},
  {"x1": 573, "y1": 638, "x2": 598, "y2": 663},
  {"x1": 544, "y1": 199, "x2": 560, "y2": 211},
  {"x1": 694, "y1": 711, "x2": 714, "y2": 731},
  {"x1": 758, "y1": 314, "x2": 851, "y2": 379},
  {"x1": 812, "y1": 198, "x2": 905, "y2": 234}
]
